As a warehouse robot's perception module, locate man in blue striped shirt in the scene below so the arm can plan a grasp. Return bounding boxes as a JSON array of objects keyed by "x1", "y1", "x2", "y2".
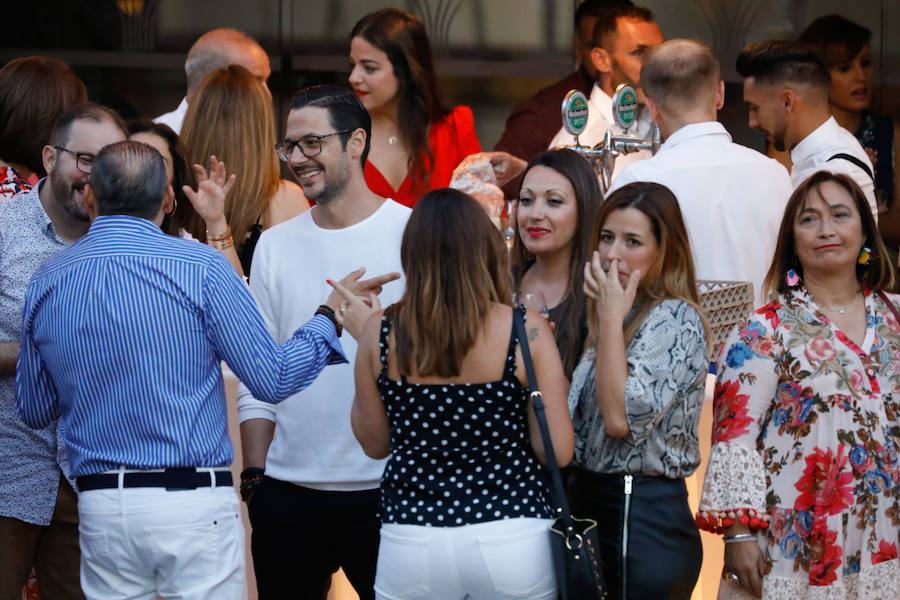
[{"x1": 15, "y1": 140, "x2": 389, "y2": 599}]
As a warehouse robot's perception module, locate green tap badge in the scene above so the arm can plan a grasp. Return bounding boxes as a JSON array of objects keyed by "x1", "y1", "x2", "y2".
[
  {"x1": 561, "y1": 90, "x2": 589, "y2": 137},
  {"x1": 612, "y1": 84, "x2": 638, "y2": 131}
]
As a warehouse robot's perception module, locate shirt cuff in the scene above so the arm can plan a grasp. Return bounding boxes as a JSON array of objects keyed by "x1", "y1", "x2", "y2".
[{"x1": 305, "y1": 313, "x2": 349, "y2": 366}]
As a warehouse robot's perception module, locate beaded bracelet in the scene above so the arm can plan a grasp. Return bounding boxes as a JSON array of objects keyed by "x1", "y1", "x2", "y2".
[
  {"x1": 239, "y1": 467, "x2": 265, "y2": 503},
  {"x1": 315, "y1": 304, "x2": 343, "y2": 337}
]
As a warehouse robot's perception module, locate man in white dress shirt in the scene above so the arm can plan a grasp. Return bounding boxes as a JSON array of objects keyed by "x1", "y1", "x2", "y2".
[
  {"x1": 736, "y1": 40, "x2": 876, "y2": 219},
  {"x1": 608, "y1": 39, "x2": 793, "y2": 307},
  {"x1": 548, "y1": 5, "x2": 662, "y2": 181},
  {"x1": 155, "y1": 28, "x2": 271, "y2": 134}
]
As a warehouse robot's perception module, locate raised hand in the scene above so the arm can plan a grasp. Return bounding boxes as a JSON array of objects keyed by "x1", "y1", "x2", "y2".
[
  {"x1": 182, "y1": 155, "x2": 236, "y2": 235},
  {"x1": 584, "y1": 252, "x2": 640, "y2": 326}
]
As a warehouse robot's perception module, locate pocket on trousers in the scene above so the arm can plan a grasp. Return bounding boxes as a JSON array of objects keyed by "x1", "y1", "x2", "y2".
[
  {"x1": 79, "y1": 528, "x2": 111, "y2": 567},
  {"x1": 476, "y1": 522, "x2": 555, "y2": 597},
  {"x1": 374, "y1": 528, "x2": 430, "y2": 599},
  {"x1": 145, "y1": 518, "x2": 221, "y2": 579}
]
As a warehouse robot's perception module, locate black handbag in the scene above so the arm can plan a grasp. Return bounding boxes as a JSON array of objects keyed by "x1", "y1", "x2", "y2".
[{"x1": 513, "y1": 307, "x2": 607, "y2": 600}]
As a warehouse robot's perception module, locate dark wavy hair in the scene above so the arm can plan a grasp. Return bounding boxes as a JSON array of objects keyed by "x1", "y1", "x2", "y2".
[
  {"x1": 512, "y1": 149, "x2": 602, "y2": 378},
  {"x1": 798, "y1": 15, "x2": 871, "y2": 69},
  {"x1": 350, "y1": 8, "x2": 451, "y2": 186}
]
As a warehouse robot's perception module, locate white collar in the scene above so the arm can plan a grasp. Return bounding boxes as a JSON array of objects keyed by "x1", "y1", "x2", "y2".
[{"x1": 790, "y1": 116, "x2": 837, "y2": 165}]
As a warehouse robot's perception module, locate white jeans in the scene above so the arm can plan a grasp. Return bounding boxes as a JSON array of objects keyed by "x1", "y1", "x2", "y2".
[
  {"x1": 77, "y1": 482, "x2": 246, "y2": 600},
  {"x1": 375, "y1": 518, "x2": 557, "y2": 600}
]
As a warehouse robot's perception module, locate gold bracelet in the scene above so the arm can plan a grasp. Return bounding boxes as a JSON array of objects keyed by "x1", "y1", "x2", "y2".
[
  {"x1": 206, "y1": 225, "x2": 232, "y2": 242},
  {"x1": 208, "y1": 236, "x2": 234, "y2": 250}
]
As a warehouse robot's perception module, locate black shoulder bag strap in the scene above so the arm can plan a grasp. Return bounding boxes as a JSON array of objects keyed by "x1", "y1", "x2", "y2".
[
  {"x1": 513, "y1": 306, "x2": 573, "y2": 522},
  {"x1": 828, "y1": 152, "x2": 875, "y2": 183}
]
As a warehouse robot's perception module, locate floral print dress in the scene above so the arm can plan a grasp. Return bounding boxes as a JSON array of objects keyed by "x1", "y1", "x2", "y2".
[{"x1": 697, "y1": 287, "x2": 900, "y2": 599}]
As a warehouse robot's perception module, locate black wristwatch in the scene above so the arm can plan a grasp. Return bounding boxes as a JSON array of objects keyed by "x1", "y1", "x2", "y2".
[{"x1": 315, "y1": 304, "x2": 343, "y2": 337}]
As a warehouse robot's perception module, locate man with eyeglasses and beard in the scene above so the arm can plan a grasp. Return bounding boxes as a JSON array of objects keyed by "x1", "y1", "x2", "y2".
[
  {"x1": 0, "y1": 103, "x2": 126, "y2": 599},
  {"x1": 237, "y1": 84, "x2": 409, "y2": 600}
]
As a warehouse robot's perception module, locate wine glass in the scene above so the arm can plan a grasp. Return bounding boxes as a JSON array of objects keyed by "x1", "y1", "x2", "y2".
[{"x1": 512, "y1": 290, "x2": 550, "y2": 319}]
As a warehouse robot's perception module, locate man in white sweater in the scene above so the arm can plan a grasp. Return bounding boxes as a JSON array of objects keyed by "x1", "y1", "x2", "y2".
[
  {"x1": 237, "y1": 85, "x2": 409, "y2": 600},
  {"x1": 608, "y1": 40, "x2": 793, "y2": 307}
]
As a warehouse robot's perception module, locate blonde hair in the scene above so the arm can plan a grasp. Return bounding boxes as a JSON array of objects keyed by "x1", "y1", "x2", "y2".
[
  {"x1": 588, "y1": 182, "x2": 709, "y2": 348},
  {"x1": 180, "y1": 65, "x2": 279, "y2": 244},
  {"x1": 386, "y1": 188, "x2": 513, "y2": 377}
]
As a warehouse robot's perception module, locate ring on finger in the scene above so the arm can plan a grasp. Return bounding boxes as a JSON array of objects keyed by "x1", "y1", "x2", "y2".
[{"x1": 724, "y1": 571, "x2": 740, "y2": 585}]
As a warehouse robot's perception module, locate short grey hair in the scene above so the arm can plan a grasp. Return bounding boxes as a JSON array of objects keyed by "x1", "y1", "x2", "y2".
[
  {"x1": 185, "y1": 28, "x2": 262, "y2": 93},
  {"x1": 90, "y1": 140, "x2": 167, "y2": 219}
]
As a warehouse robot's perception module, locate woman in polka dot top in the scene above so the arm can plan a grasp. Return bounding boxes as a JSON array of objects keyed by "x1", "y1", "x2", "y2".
[{"x1": 351, "y1": 188, "x2": 574, "y2": 600}]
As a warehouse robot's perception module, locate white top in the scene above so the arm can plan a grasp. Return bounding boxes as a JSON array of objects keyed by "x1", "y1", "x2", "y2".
[
  {"x1": 154, "y1": 97, "x2": 188, "y2": 134},
  {"x1": 790, "y1": 116, "x2": 877, "y2": 220},
  {"x1": 237, "y1": 199, "x2": 410, "y2": 491},
  {"x1": 608, "y1": 121, "x2": 793, "y2": 307},
  {"x1": 548, "y1": 83, "x2": 653, "y2": 183}
]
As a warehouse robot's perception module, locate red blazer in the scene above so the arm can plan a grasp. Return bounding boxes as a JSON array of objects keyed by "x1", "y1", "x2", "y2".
[{"x1": 365, "y1": 105, "x2": 481, "y2": 208}]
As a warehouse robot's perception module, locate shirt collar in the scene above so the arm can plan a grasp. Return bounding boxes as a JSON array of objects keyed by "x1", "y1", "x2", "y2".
[
  {"x1": 663, "y1": 121, "x2": 730, "y2": 148},
  {"x1": 790, "y1": 116, "x2": 837, "y2": 166},
  {"x1": 88, "y1": 214, "x2": 165, "y2": 237}
]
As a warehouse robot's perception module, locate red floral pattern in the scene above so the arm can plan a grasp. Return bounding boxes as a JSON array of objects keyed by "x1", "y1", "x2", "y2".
[{"x1": 794, "y1": 447, "x2": 854, "y2": 515}]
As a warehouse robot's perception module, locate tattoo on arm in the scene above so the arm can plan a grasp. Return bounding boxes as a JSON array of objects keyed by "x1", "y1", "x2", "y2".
[{"x1": 528, "y1": 327, "x2": 539, "y2": 341}]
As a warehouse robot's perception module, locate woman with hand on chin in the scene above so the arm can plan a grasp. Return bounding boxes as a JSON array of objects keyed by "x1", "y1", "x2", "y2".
[
  {"x1": 568, "y1": 182, "x2": 708, "y2": 600},
  {"x1": 349, "y1": 8, "x2": 481, "y2": 208},
  {"x1": 698, "y1": 171, "x2": 900, "y2": 599},
  {"x1": 512, "y1": 149, "x2": 601, "y2": 379}
]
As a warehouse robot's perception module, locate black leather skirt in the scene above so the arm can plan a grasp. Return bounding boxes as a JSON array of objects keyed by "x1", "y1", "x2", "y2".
[{"x1": 567, "y1": 467, "x2": 702, "y2": 600}]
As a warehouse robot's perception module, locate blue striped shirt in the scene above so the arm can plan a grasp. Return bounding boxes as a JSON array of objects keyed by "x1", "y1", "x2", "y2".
[{"x1": 16, "y1": 215, "x2": 347, "y2": 477}]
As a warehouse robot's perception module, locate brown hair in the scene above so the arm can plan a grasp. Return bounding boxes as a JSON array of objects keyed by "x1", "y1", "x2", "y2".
[
  {"x1": 386, "y1": 188, "x2": 513, "y2": 377},
  {"x1": 180, "y1": 65, "x2": 280, "y2": 244},
  {"x1": 588, "y1": 182, "x2": 706, "y2": 346},
  {"x1": 798, "y1": 15, "x2": 871, "y2": 69},
  {"x1": 0, "y1": 56, "x2": 86, "y2": 176},
  {"x1": 763, "y1": 171, "x2": 893, "y2": 299},
  {"x1": 351, "y1": 8, "x2": 451, "y2": 186},
  {"x1": 642, "y1": 39, "x2": 720, "y2": 113},
  {"x1": 511, "y1": 149, "x2": 602, "y2": 378}
]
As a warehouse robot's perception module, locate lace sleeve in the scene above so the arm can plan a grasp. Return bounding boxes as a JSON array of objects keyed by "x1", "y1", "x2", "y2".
[{"x1": 696, "y1": 441, "x2": 768, "y2": 532}]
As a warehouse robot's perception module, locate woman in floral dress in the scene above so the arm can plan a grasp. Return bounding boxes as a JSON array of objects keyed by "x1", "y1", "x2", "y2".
[{"x1": 698, "y1": 171, "x2": 900, "y2": 599}]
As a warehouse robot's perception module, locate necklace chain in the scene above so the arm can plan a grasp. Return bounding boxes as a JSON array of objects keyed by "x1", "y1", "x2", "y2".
[{"x1": 816, "y1": 291, "x2": 861, "y2": 315}]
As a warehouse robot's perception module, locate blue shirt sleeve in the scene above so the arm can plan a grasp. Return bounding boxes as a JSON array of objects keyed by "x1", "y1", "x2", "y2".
[
  {"x1": 16, "y1": 284, "x2": 60, "y2": 429},
  {"x1": 200, "y1": 254, "x2": 347, "y2": 403}
]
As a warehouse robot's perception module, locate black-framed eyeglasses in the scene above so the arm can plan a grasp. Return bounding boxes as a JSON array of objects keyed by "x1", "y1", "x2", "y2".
[
  {"x1": 275, "y1": 129, "x2": 352, "y2": 161},
  {"x1": 54, "y1": 146, "x2": 95, "y2": 174}
]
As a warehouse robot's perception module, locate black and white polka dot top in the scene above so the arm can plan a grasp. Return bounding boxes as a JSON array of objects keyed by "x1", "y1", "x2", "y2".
[{"x1": 376, "y1": 313, "x2": 553, "y2": 526}]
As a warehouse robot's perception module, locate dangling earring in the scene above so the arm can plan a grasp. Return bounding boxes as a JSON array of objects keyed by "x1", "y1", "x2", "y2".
[
  {"x1": 858, "y1": 246, "x2": 872, "y2": 265},
  {"x1": 785, "y1": 268, "x2": 800, "y2": 287}
]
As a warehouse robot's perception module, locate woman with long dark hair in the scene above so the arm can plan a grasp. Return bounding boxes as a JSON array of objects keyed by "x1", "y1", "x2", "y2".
[
  {"x1": 511, "y1": 148, "x2": 602, "y2": 379},
  {"x1": 349, "y1": 8, "x2": 481, "y2": 208}
]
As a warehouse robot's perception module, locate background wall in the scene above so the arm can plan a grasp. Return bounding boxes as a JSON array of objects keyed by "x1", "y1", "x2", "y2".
[{"x1": 3, "y1": 0, "x2": 898, "y2": 154}]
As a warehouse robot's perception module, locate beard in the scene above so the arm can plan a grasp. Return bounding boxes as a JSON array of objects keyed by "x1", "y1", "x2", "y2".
[
  {"x1": 49, "y1": 173, "x2": 91, "y2": 222},
  {"x1": 295, "y1": 156, "x2": 351, "y2": 206}
]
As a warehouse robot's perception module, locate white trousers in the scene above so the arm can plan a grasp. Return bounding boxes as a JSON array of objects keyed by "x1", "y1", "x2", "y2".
[
  {"x1": 375, "y1": 517, "x2": 557, "y2": 600},
  {"x1": 77, "y1": 483, "x2": 246, "y2": 600}
]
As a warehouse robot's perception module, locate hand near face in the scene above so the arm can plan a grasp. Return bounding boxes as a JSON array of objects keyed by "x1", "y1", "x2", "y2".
[
  {"x1": 183, "y1": 155, "x2": 236, "y2": 233},
  {"x1": 584, "y1": 251, "x2": 640, "y2": 326}
]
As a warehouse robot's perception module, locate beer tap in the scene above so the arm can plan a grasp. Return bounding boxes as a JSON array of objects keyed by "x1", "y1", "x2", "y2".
[{"x1": 554, "y1": 84, "x2": 660, "y2": 193}]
